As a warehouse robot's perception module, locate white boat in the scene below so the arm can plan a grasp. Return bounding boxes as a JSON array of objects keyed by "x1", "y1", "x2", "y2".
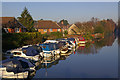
[
  {"x1": 57, "y1": 41, "x2": 69, "y2": 54},
  {"x1": 5, "y1": 46, "x2": 43, "y2": 61},
  {"x1": 66, "y1": 41, "x2": 74, "y2": 50},
  {"x1": 67, "y1": 38, "x2": 76, "y2": 47},
  {"x1": 60, "y1": 47, "x2": 68, "y2": 53},
  {"x1": 0, "y1": 57, "x2": 35, "y2": 79}
]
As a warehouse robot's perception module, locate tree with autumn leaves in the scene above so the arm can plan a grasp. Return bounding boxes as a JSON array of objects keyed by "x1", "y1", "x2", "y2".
[
  {"x1": 75, "y1": 17, "x2": 116, "y2": 36},
  {"x1": 17, "y1": 7, "x2": 35, "y2": 32}
]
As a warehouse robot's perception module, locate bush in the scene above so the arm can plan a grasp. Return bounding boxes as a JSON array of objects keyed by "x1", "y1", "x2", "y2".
[
  {"x1": 49, "y1": 32, "x2": 63, "y2": 39},
  {"x1": 2, "y1": 32, "x2": 64, "y2": 51},
  {"x1": 94, "y1": 25, "x2": 104, "y2": 34},
  {"x1": 64, "y1": 30, "x2": 68, "y2": 35},
  {"x1": 2, "y1": 32, "x2": 43, "y2": 51}
]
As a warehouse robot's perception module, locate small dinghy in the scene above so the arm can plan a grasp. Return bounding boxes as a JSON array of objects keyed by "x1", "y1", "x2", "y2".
[
  {"x1": 61, "y1": 47, "x2": 68, "y2": 53},
  {"x1": 58, "y1": 41, "x2": 68, "y2": 54},
  {"x1": 0, "y1": 57, "x2": 35, "y2": 79}
]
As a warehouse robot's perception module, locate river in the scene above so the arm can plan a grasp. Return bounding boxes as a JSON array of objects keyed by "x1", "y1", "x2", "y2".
[{"x1": 32, "y1": 34, "x2": 118, "y2": 78}]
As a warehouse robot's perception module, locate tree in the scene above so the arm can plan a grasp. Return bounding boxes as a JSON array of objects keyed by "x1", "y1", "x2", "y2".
[
  {"x1": 59, "y1": 19, "x2": 69, "y2": 26},
  {"x1": 17, "y1": 7, "x2": 35, "y2": 32},
  {"x1": 94, "y1": 25, "x2": 104, "y2": 34}
]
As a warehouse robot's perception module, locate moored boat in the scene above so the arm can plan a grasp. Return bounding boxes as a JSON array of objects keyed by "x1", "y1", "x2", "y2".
[
  {"x1": 5, "y1": 46, "x2": 43, "y2": 61},
  {"x1": 67, "y1": 38, "x2": 76, "y2": 47},
  {"x1": 58, "y1": 41, "x2": 69, "y2": 53},
  {"x1": 40, "y1": 43, "x2": 60, "y2": 57},
  {"x1": 77, "y1": 36, "x2": 86, "y2": 44},
  {"x1": 0, "y1": 57, "x2": 35, "y2": 79}
]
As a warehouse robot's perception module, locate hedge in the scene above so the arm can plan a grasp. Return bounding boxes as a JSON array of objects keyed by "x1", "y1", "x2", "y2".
[{"x1": 2, "y1": 32, "x2": 63, "y2": 52}]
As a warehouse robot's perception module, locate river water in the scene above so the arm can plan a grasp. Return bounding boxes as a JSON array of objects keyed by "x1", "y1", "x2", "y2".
[{"x1": 33, "y1": 34, "x2": 118, "y2": 78}]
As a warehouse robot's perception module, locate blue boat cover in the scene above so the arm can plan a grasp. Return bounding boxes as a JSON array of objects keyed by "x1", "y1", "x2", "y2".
[
  {"x1": 39, "y1": 43, "x2": 59, "y2": 51},
  {"x1": 22, "y1": 46, "x2": 39, "y2": 56}
]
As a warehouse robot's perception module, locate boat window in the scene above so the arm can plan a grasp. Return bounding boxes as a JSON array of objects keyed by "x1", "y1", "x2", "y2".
[{"x1": 13, "y1": 52, "x2": 21, "y2": 55}]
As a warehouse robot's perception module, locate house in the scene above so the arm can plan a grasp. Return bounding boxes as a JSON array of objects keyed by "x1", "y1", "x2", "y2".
[
  {"x1": 68, "y1": 24, "x2": 80, "y2": 35},
  {"x1": 58, "y1": 21, "x2": 69, "y2": 32},
  {"x1": 0, "y1": 17, "x2": 26, "y2": 33},
  {"x1": 34, "y1": 20, "x2": 62, "y2": 34}
]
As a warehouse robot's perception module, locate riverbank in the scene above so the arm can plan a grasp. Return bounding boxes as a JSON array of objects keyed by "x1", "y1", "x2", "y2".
[{"x1": 2, "y1": 32, "x2": 63, "y2": 52}]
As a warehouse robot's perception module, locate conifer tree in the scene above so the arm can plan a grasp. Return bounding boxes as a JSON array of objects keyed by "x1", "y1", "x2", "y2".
[
  {"x1": 18, "y1": 7, "x2": 35, "y2": 32},
  {"x1": 59, "y1": 19, "x2": 69, "y2": 26}
]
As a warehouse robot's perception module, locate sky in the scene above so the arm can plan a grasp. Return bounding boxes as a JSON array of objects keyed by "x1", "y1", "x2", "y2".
[{"x1": 2, "y1": 2, "x2": 118, "y2": 24}]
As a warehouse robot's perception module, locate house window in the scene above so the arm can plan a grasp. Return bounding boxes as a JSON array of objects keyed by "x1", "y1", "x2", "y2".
[
  {"x1": 15, "y1": 28, "x2": 19, "y2": 33},
  {"x1": 57, "y1": 29, "x2": 60, "y2": 31},
  {"x1": 50, "y1": 29, "x2": 53, "y2": 32},
  {"x1": 44, "y1": 29, "x2": 47, "y2": 32},
  {"x1": 4, "y1": 28, "x2": 8, "y2": 33}
]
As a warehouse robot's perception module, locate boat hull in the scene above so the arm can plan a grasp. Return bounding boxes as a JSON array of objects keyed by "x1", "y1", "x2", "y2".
[
  {"x1": 0, "y1": 68, "x2": 28, "y2": 79},
  {"x1": 78, "y1": 41, "x2": 86, "y2": 44},
  {"x1": 61, "y1": 50, "x2": 68, "y2": 54}
]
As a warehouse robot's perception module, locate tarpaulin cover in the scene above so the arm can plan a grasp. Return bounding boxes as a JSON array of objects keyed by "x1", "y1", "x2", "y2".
[
  {"x1": 22, "y1": 46, "x2": 40, "y2": 56},
  {"x1": 2, "y1": 57, "x2": 34, "y2": 73}
]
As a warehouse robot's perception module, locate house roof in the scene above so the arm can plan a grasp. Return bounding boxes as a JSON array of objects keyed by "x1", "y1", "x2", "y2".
[
  {"x1": 34, "y1": 20, "x2": 61, "y2": 29},
  {"x1": 0, "y1": 17, "x2": 14, "y2": 25},
  {"x1": 57, "y1": 23, "x2": 65, "y2": 28},
  {"x1": 57, "y1": 23, "x2": 70, "y2": 29},
  {"x1": 0, "y1": 17, "x2": 26, "y2": 28}
]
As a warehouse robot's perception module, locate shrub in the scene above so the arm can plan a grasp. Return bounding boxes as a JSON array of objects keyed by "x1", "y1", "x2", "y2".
[{"x1": 2, "y1": 32, "x2": 64, "y2": 51}]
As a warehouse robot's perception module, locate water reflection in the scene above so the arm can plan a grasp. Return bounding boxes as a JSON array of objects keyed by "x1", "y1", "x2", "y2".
[
  {"x1": 41, "y1": 55, "x2": 60, "y2": 69},
  {"x1": 76, "y1": 33, "x2": 116, "y2": 55}
]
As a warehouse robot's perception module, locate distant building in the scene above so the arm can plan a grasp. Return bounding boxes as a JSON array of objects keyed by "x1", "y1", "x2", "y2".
[
  {"x1": 68, "y1": 24, "x2": 80, "y2": 35},
  {"x1": 0, "y1": 17, "x2": 26, "y2": 33},
  {"x1": 58, "y1": 21, "x2": 69, "y2": 32},
  {"x1": 34, "y1": 20, "x2": 62, "y2": 34}
]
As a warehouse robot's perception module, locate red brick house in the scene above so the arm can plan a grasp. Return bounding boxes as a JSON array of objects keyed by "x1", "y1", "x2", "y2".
[
  {"x1": 34, "y1": 20, "x2": 62, "y2": 34},
  {"x1": 0, "y1": 17, "x2": 26, "y2": 33}
]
